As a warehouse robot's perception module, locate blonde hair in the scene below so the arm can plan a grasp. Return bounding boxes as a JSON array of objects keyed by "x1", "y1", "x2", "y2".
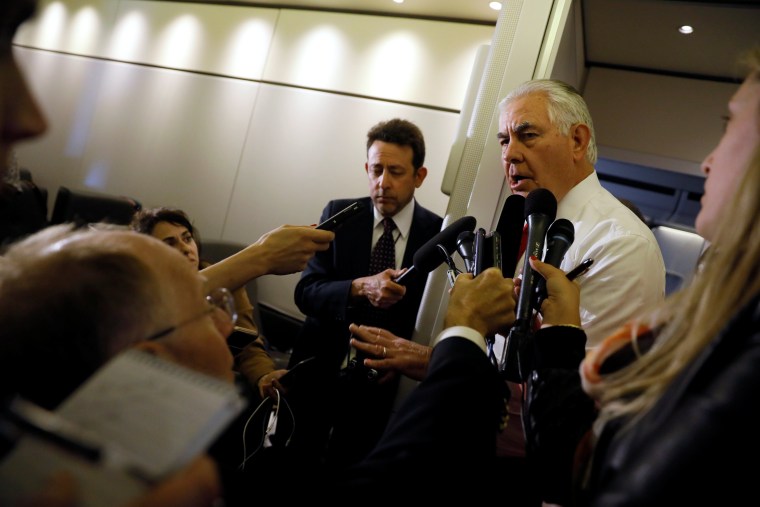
[{"x1": 596, "y1": 48, "x2": 760, "y2": 427}]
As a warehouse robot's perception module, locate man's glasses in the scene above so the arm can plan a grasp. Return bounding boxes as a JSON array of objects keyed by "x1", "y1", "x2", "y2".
[{"x1": 146, "y1": 287, "x2": 238, "y2": 342}]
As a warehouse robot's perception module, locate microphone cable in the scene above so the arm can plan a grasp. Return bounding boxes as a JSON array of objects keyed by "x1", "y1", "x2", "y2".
[{"x1": 238, "y1": 387, "x2": 295, "y2": 471}]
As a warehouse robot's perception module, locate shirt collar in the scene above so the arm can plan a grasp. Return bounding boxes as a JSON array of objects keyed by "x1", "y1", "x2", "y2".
[
  {"x1": 373, "y1": 199, "x2": 415, "y2": 239},
  {"x1": 557, "y1": 171, "x2": 601, "y2": 220}
]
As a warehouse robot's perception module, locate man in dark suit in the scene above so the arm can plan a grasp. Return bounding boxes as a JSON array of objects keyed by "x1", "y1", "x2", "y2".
[{"x1": 287, "y1": 118, "x2": 443, "y2": 470}]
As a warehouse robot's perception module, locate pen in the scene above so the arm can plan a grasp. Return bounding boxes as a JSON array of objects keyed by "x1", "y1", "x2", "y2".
[
  {"x1": 4, "y1": 397, "x2": 102, "y2": 462},
  {"x1": 566, "y1": 258, "x2": 594, "y2": 281}
]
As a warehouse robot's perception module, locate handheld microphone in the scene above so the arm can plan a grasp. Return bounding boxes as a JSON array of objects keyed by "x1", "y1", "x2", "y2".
[
  {"x1": 513, "y1": 188, "x2": 558, "y2": 326},
  {"x1": 395, "y1": 215, "x2": 477, "y2": 285},
  {"x1": 495, "y1": 194, "x2": 526, "y2": 278},
  {"x1": 456, "y1": 230, "x2": 475, "y2": 274},
  {"x1": 500, "y1": 188, "x2": 557, "y2": 381},
  {"x1": 532, "y1": 218, "x2": 574, "y2": 308}
]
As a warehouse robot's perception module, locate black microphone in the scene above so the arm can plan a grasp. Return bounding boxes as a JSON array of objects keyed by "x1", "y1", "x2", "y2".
[
  {"x1": 500, "y1": 188, "x2": 557, "y2": 381},
  {"x1": 495, "y1": 193, "x2": 526, "y2": 278},
  {"x1": 513, "y1": 188, "x2": 558, "y2": 326},
  {"x1": 456, "y1": 230, "x2": 475, "y2": 274},
  {"x1": 395, "y1": 215, "x2": 477, "y2": 285},
  {"x1": 532, "y1": 218, "x2": 574, "y2": 308}
]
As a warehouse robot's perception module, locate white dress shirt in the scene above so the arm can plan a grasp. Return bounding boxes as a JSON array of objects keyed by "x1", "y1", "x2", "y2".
[{"x1": 552, "y1": 172, "x2": 666, "y2": 347}]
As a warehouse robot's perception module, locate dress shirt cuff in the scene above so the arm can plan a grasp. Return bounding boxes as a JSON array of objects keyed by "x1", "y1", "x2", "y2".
[{"x1": 432, "y1": 326, "x2": 488, "y2": 355}]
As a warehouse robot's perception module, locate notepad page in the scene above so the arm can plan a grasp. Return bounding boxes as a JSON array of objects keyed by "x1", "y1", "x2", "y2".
[{"x1": 56, "y1": 349, "x2": 246, "y2": 480}]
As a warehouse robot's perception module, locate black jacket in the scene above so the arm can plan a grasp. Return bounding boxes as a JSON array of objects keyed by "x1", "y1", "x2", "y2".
[
  {"x1": 286, "y1": 196, "x2": 442, "y2": 468},
  {"x1": 525, "y1": 295, "x2": 760, "y2": 505},
  {"x1": 291, "y1": 196, "x2": 443, "y2": 369}
]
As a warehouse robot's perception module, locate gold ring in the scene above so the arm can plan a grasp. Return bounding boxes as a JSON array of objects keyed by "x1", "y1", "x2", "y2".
[{"x1": 382, "y1": 346, "x2": 387, "y2": 358}]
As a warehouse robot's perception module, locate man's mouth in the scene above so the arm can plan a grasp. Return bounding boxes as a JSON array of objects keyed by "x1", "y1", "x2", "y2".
[{"x1": 510, "y1": 174, "x2": 528, "y2": 187}]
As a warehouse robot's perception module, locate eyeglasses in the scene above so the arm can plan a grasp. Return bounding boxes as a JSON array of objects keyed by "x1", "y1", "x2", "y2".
[{"x1": 145, "y1": 287, "x2": 238, "y2": 342}]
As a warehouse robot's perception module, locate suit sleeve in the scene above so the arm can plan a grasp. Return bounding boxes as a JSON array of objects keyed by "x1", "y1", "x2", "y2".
[
  {"x1": 294, "y1": 201, "x2": 354, "y2": 321},
  {"x1": 524, "y1": 326, "x2": 596, "y2": 505},
  {"x1": 338, "y1": 336, "x2": 508, "y2": 491}
]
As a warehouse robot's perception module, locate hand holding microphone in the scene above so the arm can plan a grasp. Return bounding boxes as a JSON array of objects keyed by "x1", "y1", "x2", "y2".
[
  {"x1": 527, "y1": 256, "x2": 582, "y2": 329},
  {"x1": 500, "y1": 188, "x2": 558, "y2": 381},
  {"x1": 513, "y1": 188, "x2": 558, "y2": 330}
]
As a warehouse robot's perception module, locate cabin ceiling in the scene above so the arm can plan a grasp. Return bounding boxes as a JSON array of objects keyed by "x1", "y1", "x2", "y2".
[{"x1": 211, "y1": 0, "x2": 760, "y2": 82}]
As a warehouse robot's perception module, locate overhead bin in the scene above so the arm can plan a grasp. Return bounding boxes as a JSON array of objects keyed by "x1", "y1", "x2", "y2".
[{"x1": 596, "y1": 158, "x2": 704, "y2": 231}]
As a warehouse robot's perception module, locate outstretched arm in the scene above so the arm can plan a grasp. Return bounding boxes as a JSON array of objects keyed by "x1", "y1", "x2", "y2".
[{"x1": 200, "y1": 225, "x2": 334, "y2": 292}]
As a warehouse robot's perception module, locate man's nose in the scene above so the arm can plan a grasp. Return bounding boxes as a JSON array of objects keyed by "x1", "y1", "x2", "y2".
[
  {"x1": 502, "y1": 143, "x2": 522, "y2": 166},
  {"x1": 4, "y1": 70, "x2": 48, "y2": 143},
  {"x1": 376, "y1": 169, "x2": 390, "y2": 187}
]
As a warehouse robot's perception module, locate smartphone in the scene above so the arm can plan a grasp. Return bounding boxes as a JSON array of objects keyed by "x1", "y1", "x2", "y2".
[
  {"x1": 316, "y1": 201, "x2": 363, "y2": 231},
  {"x1": 227, "y1": 326, "x2": 259, "y2": 356},
  {"x1": 278, "y1": 356, "x2": 317, "y2": 388}
]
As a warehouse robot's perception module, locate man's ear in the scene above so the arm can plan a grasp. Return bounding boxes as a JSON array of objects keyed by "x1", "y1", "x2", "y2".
[
  {"x1": 414, "y1": 166, "x2": 428, "y2": 188},
  {"x1": 133, "y1": 340, "x2": 175, "y2": 362},
  {"x1": 570, "y1": 123, "x2": 591, "y2": 162}
]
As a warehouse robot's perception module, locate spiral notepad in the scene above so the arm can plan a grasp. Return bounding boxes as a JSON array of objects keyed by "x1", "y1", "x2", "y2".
[
  {"x1": 0, "y1": 349, "x2": 246, "y2": 506},
  {"x1": 56, "y1": 348, "x2": 246, "y2": 480}
]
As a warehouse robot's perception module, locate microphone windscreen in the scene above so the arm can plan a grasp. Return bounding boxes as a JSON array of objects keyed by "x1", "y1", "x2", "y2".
[
  {"x1": 413, "y1": 215, "x2": 477, "y2": 273},
  {"x1": 456, "y1": 230, "x2": 476, "y2": 273},
  {"x1": 524, "y1": 187, "x2": 558, "y2": 221},
  {"x1": 533, "y1": 218, "x2": 574, "y2": 308},
  {"x1": 514, "y1": 188, "x2": 557, "y2": 325},
  {"x1": 495, "y1": 193, "x2": 526, "y2": 277},
  {"x1": 543, "y1": 218, "x2": 574, "y2": 267}
]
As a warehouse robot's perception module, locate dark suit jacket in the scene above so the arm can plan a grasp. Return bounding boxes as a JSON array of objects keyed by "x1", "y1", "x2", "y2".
[
  {"x1": 291, "y1": 196, "x2": 443, "y2": 369},
  {"x1": 524, "y1": 296, "x2": 760, "y2": 506},
  {"x1": 255, "y1": 337, "x2": 507, "y2": 500},
  {"x1": 287, "y1": 196, "x2": 442, "y2": 467},
  {"x1": 334, "y1": 336, "x2": 506, "y2": 496}
]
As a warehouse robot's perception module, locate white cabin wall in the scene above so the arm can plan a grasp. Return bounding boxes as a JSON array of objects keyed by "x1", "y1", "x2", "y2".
[{"x1": 12, "y1": 0, "x2": 493, "y2": 318}]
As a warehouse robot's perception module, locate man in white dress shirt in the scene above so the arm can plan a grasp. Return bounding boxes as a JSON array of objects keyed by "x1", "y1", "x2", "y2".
[
  {"x1": 496, "y1": 79, "x2": 665, "y2": 347},
  {"x1": 352, "y1": 78, "x2": 665, "y2": 507}
]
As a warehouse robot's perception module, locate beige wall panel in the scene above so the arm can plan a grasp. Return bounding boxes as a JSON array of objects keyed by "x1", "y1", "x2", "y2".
[
  {"x1": 263, "y1": 10, "x2": 493, "y2": 110},
  {"x1": 14, "y1": 48, "x2": 107, "y2": 211},
  {"x1": 584, "y1": 67, "x2": 737, "y2": 176},
  {"x1": 76, "y1": 63, "x2": 259, "y2": 237},
  {"x1": 15, "y1": 47, "x2": 259, "y2": 239}
]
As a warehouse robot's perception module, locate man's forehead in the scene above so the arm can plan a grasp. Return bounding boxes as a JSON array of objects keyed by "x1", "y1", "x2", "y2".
[
  {"x1": 501, "y1": 97, "x2": 547, "y2": 124},
  {"x1": 367, "y1": 142, "x2": 413, "y2": 163}
]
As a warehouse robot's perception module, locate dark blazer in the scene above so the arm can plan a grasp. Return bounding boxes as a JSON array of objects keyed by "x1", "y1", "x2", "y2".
[
  {"x1": 291, "y1": 196, "x2": 443, "y2": 369},
  {"x1": 286, "y1": 196, "x2": 442, "y2": 468},
  {"x1": 337, "y1": 336, "x2": 507, "y2": 495},
  {"x1": 586, "y1": 295, "x2": 760, "y2": 506},
  {"x1": 524, "y1": 295, "x2": 760, "y2": 506},
  {"x1": 258, "y1": 337, "x2": 507, "y2": 500}
]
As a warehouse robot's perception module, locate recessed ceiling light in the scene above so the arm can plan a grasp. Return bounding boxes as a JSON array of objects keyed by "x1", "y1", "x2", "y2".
[
  {"x1": 678, "y1": 25, "x2": 694, "y2": 35},
  {"x1": 489, "y1": 1, "x2": 503, "y2": 10},
  {"x1": 393, "y1": 0, "x2": 404, "y2": 4}
]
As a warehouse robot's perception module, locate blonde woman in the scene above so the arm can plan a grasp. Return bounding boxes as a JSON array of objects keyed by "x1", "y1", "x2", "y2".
[{"x1": 523, "y1": 48, "x2": 760, "y2": 505}]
